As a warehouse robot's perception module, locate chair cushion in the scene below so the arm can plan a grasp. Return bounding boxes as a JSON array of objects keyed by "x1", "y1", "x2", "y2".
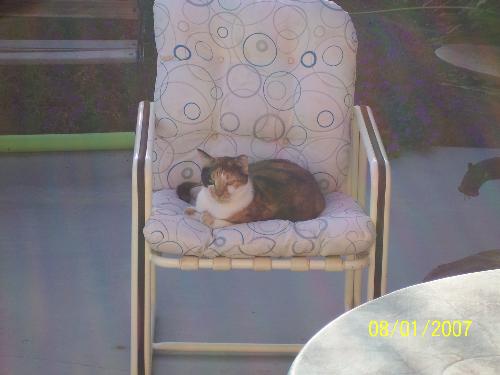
[
  {"x1": 144, "y1": 189, "x2": 375, "y2": 258},
  {"x1": 152, "y1": 0, "x2": 357, "y2": 194}
]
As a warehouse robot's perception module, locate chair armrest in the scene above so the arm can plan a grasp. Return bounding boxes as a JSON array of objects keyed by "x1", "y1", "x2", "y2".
[
  {"x1": 352, "y1": 105, "x2": 391, "y2": 298},
  {"x1": 132, "y1": 101, "x2": 155, "y2": 222},
  {"x1": 131, "y1": 100, "x2": 155, "y2": 288}
]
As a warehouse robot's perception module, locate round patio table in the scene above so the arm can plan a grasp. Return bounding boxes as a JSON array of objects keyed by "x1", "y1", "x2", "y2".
[
  {"x1": 289, "y1": 270, "x2": 500, "y2": 374},
  {"x1": 435, "y1": 44, "x2": 500, "y2": 78}
]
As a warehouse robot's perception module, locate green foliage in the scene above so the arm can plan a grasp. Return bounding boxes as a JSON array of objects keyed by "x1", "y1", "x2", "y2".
[
  {"x1": 459, "y1": 1, "x2": 500, "y2": 45},
  {"x1": 0, "y1": 64, "x2": 140, "y2": 135},
  {"x1": 343, "y1": 0, "x2": 500, "y2": 155}
]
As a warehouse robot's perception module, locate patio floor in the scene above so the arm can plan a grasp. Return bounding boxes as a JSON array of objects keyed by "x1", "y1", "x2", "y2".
[{"x1": 1, "y1": 146, "x2": 499, "y2": 374}]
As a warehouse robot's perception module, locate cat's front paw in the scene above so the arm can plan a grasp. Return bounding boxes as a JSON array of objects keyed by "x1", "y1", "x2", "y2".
[
  {"x1": 184, "y1": 207, "x2": 197, "y2": 216},
  {"x1": 201, "y1": 211, "x2": 215, "y2": 227}
]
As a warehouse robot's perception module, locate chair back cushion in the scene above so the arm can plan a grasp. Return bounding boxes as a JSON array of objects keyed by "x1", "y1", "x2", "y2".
[{"x1": 152, "y1": 0, "x2": 357, "y2": 193}]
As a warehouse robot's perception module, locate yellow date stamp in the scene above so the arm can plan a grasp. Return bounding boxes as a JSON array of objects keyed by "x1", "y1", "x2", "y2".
[{"x1": 368, "y1": 320, "x2": 472, "y2": 337}]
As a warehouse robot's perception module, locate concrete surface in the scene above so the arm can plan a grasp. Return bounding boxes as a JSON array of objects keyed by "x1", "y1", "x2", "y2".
[{"x1": 1, "y1": 146, "x2": 500, "y2": 374}]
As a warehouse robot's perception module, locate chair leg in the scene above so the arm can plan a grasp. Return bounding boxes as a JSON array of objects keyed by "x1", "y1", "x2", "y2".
[
  {"x1": 151, "y1": 261, "x2": 157, "y2": 342},
  {"x1": 353, "y1": 268, "x2": 363, "y2": 307},
  {"x1": 144, "y1": 250, "x2": 153, "y2": 375},
  {"x1": 131, "y1": 232, "x2": 143, "y2": 375},
  {"x1": 131, "y1": 253, "x2": 139, "y2": 375},
  {"x1": 344, "y1": 268, "x2": 354, "y2": 311},
  {"x1": 367, "y1": 243, "x2": 376, "y2": 300}
]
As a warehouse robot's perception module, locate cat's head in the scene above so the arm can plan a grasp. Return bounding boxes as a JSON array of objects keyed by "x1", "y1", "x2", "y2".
[{"x1": 197, "y1": 149, "x2": 249, "y2": 201}]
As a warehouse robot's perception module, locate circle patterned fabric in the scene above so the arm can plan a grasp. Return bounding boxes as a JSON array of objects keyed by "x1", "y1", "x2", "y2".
[
  {"x1": 145, "y1": 189, "x2": 375, "y2": 258},
  {"x1": 152, "y1": 0, "x2": 357, "y2": 194}
]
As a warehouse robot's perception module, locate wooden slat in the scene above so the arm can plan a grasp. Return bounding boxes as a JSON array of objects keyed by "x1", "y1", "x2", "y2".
[
  {"x1": 0, "y1": 1, "x2": 138, "y2": 20},
  {"x1": 0, "y1": 39, "x2": 137, "y2": 51},
  {"x1": 0, "y1": 50, "x2": 137, "y2": 64},
  {"x1": 0, "y1": 39, "x2": 137, "y2": 64}
]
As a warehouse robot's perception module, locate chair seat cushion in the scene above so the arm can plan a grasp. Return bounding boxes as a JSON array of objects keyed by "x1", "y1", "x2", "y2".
[{"x1": 144, "y1": 189, "x2": 375, "y2": 258}]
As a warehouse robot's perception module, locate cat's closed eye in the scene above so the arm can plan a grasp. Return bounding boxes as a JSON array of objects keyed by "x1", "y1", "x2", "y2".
[{"x1": 201, "y1": 167, "x2": 214, "y2": 186}]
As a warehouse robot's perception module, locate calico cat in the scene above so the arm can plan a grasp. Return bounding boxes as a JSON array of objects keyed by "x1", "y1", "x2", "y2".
[{"x1": 177, "y1": 149, "x2": 325, "y2": 228}]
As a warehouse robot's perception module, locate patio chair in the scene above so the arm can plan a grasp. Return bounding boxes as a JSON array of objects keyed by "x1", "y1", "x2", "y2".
[{"x1": 131, "y1": 1, "x2": 391, "y2": 374}]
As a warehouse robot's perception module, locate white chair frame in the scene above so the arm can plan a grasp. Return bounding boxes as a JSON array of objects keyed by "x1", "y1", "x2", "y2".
[{"x1": 131, "y1": 101, "x2": 391, "y2": 375}]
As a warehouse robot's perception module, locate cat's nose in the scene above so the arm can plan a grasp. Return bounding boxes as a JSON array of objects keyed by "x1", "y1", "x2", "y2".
[
  {"x1": 214, "y1": 186, "x2": 225, "y2": 197},
  {"x1": 458, "y1": 186, "x2": 478, "y2": 197}
]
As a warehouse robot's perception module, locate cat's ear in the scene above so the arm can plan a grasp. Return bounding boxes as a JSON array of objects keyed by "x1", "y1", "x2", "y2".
[
  {"x1": 197, "y1": 149, "x2": 215, "y2": 165},
  {"x1": 237, "y1": 154, "x2": 249, "y2": 175}
]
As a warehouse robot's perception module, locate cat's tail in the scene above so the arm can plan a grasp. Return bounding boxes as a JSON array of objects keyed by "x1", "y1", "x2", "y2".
[{"x1": 177, "y1": 182, "x2": 200, "y2": 203}]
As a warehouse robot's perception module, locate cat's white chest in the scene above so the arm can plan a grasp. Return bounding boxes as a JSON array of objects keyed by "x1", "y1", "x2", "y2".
[{"x1": 196, "y1": 183, "x2": 253, "y2": 219}]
